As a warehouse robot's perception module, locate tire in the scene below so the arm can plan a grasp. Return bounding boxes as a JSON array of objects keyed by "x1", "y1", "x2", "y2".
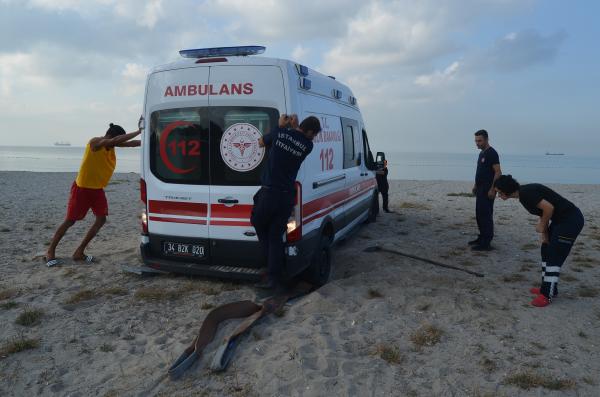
[
  {"x1": 302, "y1": 234, "x2": 332, "y2": 287},
  {"x1": 367, "y1": 191, "x2": 379, "y2": 223}
]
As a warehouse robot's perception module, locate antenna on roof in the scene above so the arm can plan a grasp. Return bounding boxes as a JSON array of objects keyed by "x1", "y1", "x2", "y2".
[{"x1": 179, "y1": 46, "x2": 266, "y2": 59}]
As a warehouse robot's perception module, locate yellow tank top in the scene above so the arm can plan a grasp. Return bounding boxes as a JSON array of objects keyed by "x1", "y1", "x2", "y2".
[{"x1": 75, "y1": 143, "x2": 116, "y2": 189}]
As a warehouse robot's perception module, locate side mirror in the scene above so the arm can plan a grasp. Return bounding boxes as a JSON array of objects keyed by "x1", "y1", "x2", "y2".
[
  {"x1": 375, "y1": 151, "x2": 386, "y2": 170},
  {"x1": 356, "y1": 152, "x2": 362, "y2": 166}
]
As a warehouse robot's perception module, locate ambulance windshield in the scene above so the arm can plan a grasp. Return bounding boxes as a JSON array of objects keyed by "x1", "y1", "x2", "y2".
[{"x1": 150, "y1": 106, "x2": 279, "y2": 185}]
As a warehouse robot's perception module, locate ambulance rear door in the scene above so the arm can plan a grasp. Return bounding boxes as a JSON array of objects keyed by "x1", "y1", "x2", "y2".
[
  {"x1": 144, "y1": 67, "x2": 212, "y2": 262},
  {"x1": 207, "y1": 65, "x2": 286, "y2": 248}
]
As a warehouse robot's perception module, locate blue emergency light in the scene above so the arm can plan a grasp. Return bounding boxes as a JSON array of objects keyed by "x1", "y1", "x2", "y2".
[{"x1": 179, "y1": 46, "x2": 266, "y2": 58}]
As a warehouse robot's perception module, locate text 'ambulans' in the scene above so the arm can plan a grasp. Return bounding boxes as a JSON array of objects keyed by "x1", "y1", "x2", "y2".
[{"x1": 164, "y1": 83, "x2": 254, "y2": 97}]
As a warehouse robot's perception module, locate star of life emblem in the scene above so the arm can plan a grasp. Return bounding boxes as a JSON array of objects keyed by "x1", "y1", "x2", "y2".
[{"x1": 220, "y1": 123, "x2": 265, "y2": 172}]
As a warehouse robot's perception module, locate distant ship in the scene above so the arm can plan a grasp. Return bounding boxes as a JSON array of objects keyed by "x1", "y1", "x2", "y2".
[
  {"x1": 545, "y1": 152, "x2": 564, "y2": 156},
  {"x1": 54, "y1": 141, "x2": 71, "y2": 147}
]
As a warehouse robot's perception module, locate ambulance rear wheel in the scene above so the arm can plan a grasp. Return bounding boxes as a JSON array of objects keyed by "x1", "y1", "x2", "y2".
[{"x1": 303, "y1": 234, "x2": 332, "y2": 287}]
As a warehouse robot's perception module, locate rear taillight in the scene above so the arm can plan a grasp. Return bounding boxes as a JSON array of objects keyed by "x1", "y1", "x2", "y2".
[
  {"x1": 141, "y1": 209, "x2": 148, "y2": 234},
  {"x1": 140, "y1": 178, "x2": 148, "y2": 234},
  {"x1": 286, "y1": 182, "x2": 302, "y2": 243},
  {"x1": 140, "y1": 178, "x2": 147, "y2": 204}
]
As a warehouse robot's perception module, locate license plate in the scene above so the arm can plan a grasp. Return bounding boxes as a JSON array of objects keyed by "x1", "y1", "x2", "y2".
[{"x1": 162, "y1": 242, "x2": 205, "y2": 258}]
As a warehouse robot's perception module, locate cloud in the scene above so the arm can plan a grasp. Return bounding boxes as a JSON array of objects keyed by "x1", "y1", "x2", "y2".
[
  {"x1": 414, "y1": 61, "x2": 461, "y2": 87},
  {"x1": 120, "y1": 62, "x2": 148, "y2": 96},
  {"x1": 0, "y1": 52, "x2": 49, "y2": 97},
  {"x1": 320, "y1": 0, "x2": 533, "y2": 78},
  {"x1": 291, "y1": 45, "x2": 310, "y2": 63},
  {"x1": 113, "y1": 0, "x2": 164, "y2": 28},
  {"x1": 322, "y1": 2, "x2": 455, "y2": 76},
  {"x1": 0, "y1": 44, "x2": 122, "y2": 86},
  {"x1": 474, "y1": 29, "x2": 567, "y2": 72},
  {"x1": 200, "y1": 0, "x2": 364, "y2": 41},
  {"x1": 26, "y1": 0, "x2": 165, "y2": 28}
]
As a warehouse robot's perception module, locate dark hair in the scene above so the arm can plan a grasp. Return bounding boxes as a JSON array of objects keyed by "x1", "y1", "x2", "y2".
[
  {"x1": 474, "y1": 129, "x2": 488, "y2": 139},
  {"x1": 106, "y1": 123, "x2": 126, "y2": 138},
  {"x1": 494, "y1": 174, "x2": 520, "y2": 195},
  {"x1": 299, "y1": 116, "x2": 321, "y2": 135}
]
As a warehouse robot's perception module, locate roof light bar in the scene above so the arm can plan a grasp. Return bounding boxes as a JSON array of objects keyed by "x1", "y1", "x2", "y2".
[
  {"x1": 179, "y1": 46, "x2": 266, "y2": 59},
  {"x1": 349, "y1": 96, "x2": 357, "y2": 105},
  {"x1": 295, "y1": 64, "x2": 309, "y2": 76},
  {"x1": 332, "y1": 89, "x2": 342, "y2": 99}
]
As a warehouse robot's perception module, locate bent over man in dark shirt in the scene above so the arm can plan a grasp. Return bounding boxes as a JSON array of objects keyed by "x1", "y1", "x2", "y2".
[
  {"x1": 470, "y1": 129, "x2": 501, "y2": 251},
  {"x1": 251, "y1": 114, "x2": 321, "y2": 289},
  {"x1": 494, "y1": 175, "x2": 584, "y2": 307}
]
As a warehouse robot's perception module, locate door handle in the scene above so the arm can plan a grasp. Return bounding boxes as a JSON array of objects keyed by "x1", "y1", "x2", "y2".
[
  {"x1": 313, "y1": 174, "x2": 346, "y2": 189},
  {"x1": 218, "y1": 198, "x2": 239, "y2": 204}
]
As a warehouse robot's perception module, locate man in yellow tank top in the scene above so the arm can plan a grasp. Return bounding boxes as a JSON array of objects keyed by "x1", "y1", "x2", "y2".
[{"x1": 45, "y1": 123, "x2": 141, "y2": 266}]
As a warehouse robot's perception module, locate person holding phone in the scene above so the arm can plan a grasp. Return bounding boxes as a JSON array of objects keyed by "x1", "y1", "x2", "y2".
[
  {"x1": 252, "y1": 114, "x2": 321, "y2": 290},
  {"x1": 376, "y1": 159, "x2": 390, "y2": 212}
]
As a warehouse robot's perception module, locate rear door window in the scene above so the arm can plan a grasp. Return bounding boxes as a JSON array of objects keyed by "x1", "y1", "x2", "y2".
[
  {"x1": 210, "y1": 106, "x2": 279, "y2": 186},
  {"x1": 342, "y1": 118, "x2": 359, "y2": 169},
  {"x1": 150, "y1": 108, "x2": 210, "y2": 185},
  {"x1": 149, "y1": 106, "x2": 278, "y2": 185}
]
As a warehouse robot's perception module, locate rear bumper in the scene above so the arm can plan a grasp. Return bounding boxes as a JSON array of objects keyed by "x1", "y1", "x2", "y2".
[{"x1": 139, "y1": 230, "x2": 320, "y2": 281}]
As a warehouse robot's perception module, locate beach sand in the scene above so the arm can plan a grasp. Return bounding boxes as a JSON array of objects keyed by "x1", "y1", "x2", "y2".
[{"x1": 1, "y1": 171, "x2": 599, "y2": 396}]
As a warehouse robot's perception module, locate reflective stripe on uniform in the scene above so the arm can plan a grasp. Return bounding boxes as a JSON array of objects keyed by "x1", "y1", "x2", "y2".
[{"x1": 543, "y1": 276, "x2": 559, "y2": 283}]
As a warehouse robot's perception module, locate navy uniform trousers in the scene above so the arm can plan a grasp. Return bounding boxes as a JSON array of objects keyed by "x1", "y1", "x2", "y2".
[
  {"x1": 378, "y1": 179, "x2": 389, "y2": 211},
  {"x1": 475, "y1": 184, "x2": 495, "y2": 245},
  {"x1": 250, "y1": 187, "x2": 295, "y2": 283},
  {"x1": 539, "y1": 208, "x2": 584, "y2": 298}
]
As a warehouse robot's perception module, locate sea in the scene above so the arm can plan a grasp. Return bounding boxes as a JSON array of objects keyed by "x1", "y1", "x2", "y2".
[{"x1": 1, "y1": 146, "x2": 599, "y2": 184}]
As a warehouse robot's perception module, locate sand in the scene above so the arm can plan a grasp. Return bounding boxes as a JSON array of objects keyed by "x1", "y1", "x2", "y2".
[{"x1": 0, "y1": 171, "x2": 599, "y2": 396}]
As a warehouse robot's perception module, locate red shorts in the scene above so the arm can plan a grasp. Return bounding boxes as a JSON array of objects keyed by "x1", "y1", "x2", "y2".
[{"x1": 66, "y1": 182, "x2": 108, "y2": 221}]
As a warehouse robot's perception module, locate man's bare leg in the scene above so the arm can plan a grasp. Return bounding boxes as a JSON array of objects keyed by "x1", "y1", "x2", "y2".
[
  {"x1": 46, "y1": 220, "x2": 75, "y2": 261},
  {"x1": 73, "y1": 216, "x2": 106, "y2": 260}
]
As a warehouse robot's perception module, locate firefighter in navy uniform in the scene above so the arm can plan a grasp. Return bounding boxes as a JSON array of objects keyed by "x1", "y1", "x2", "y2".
[
  {"x1": 376, "y1": 160, "x2": 390, "y2": 212},
  {"x1": 470, "y1": 129, "x2": 501, "y2": 251},
  {"x1": 252, "y1": 114, "x2": 321, "y2": 290},
  {"x1": 494, "y1": 175, "x2": 584, "y2": 307}
]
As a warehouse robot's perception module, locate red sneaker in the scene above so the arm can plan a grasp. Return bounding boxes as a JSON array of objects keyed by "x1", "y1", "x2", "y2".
[{"x1": 531, "y1": 294, "x2": 551, "y2": 307}]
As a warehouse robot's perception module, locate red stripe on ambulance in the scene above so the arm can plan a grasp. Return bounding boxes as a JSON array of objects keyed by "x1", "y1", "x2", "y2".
[
  {"x1": 302, "y1": 180, "x2": 376, "y2": 225},
  {"x1": 149, "y1": 216, "x2": 207, "y2": 225},
  {"x1": 148, "y1": 200, "x2": 208, "y2": 217},
  {"x1": 210, "y1": 204, "x2": 253, "y2": 219}
]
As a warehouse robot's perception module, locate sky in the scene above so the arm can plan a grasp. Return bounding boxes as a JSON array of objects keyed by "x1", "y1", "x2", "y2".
[{"x1": 0, "y1": 0, "x2": 599, "y2": 155}]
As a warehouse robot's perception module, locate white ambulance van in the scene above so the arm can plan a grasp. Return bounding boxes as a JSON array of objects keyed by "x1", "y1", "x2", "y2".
[{"x1": 139, "y1": 46, "x2": 381, "y2": 286}]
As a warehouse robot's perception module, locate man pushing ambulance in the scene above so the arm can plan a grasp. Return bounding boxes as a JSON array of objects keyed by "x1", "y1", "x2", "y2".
[
  {"x1": 44, "y1": 123, "x2": 141, "y2": 267},
  {"x1": 251, "y1": 114, "x2": 321, "y2": 290}
]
